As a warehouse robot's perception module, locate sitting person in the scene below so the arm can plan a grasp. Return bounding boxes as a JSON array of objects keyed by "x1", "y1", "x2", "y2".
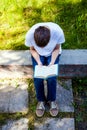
[{"x1": 25, "y1": 22, "x2": 65, "y2": 117}]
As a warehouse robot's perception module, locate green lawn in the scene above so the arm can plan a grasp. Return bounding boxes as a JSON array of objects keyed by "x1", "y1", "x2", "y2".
[{"x1": 0, "y1": 0, "x2": 87, "y2": 50}]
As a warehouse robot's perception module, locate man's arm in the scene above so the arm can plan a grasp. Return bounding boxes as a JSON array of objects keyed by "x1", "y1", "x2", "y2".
[
  {"x1": 49, "y1": 44, "x2": 60, "y2": 65},
  {"x1": 30, "y1": 46, "x2": 42, "y2": 65}
]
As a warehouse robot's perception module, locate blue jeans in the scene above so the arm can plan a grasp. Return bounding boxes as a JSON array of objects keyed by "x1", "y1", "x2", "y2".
[{"x1": 31, "y1": 55, "x2": 60, "y2": 102}]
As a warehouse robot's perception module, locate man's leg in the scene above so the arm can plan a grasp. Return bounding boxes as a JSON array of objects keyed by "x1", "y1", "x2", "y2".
[
  {"x1": 31, "y1": 56, "x2": 46, "y2": 117},
  {"x1": 46, "y1": 55, "x2": 60, "y2": 101},
  {"x1": 46, "y1": 55, "x2": 60, "y2": 117},
  {"x1": 31, "y1": 56, "x2": 46, "y2": 101}
]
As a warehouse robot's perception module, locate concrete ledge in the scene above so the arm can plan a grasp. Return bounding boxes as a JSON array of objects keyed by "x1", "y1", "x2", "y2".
[{"x1": 0, "y1": 50, "x2": 87, "y2": 78}]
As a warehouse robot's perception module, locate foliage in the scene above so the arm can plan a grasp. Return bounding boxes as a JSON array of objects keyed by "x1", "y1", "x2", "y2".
[
  {"x1": 72, "y1": 78, "x2": 87, "y2": 129},
  {"x1": 0, "y1": 0, "x2": 87, "y2": 49}
]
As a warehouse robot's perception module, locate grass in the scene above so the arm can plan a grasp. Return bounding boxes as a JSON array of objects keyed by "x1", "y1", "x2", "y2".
[
  {"x1": 0, "y1": 113, "x2": 26, "y2": 125},
  {"x1": 0, "y1": 0, "x2": 87, "y2": 49},
  {"x1": 72, "y1": 78, "x2": 87, "y2": 130}
]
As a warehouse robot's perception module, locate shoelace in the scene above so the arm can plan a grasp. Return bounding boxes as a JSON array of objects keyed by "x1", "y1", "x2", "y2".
[
  {"x1": 51, "y1": 102, "x2": 57, "y2": 109},
  {"x1": 38, "y1": 102, "x2": 45, "y2": 110}
]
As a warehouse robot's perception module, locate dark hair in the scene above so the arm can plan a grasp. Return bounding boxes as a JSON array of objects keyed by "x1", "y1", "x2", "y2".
[{"x1": 34, "y1": 26, "x2": 50, "y2": 47}]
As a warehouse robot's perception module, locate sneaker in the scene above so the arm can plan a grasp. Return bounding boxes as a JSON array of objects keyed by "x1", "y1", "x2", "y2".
[
  {"x1": 49, "y1": 101, "x2": 59, "y2": 117},
  {"x1": 36, "y1": 102, "x2": 45, "y2": 117}
]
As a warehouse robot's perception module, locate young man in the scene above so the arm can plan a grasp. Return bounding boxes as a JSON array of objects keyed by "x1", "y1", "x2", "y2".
[{"x1": 25, "y1": 22, "x2": 65, "y2": 117}]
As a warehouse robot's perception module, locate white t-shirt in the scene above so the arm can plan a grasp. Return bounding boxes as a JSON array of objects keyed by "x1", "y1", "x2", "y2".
[{"x1": 25, "y1": 22, "x2": 65, "y2": 57}]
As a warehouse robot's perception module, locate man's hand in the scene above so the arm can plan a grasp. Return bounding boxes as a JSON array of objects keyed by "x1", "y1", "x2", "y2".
[
  {"x1": 48, "y1": 62, "x2": 54, "y2": 66},
  {"x1": 30, "y1": 46, "x2": 42, "y2": 66},
  {"x1": 38, "y1": 61, "x2": 43, "y2": 66}
]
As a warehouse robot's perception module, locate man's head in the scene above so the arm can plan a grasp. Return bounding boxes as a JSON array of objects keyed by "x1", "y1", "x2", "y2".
[{"x1": 34, "y1": 26, "x2": 50, "y2": 47}]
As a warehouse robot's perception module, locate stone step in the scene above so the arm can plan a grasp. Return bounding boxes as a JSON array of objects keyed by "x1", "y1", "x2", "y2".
[
  {"x1": 44, "y1": 79, "x2": 74, "y2": 112},
  {"x1": 1, "y1": 50, "x2": 87, "y2": 66},
  {"x1": 0, "y1": 79, "x2": 28, "y2": 113},
  {"x1": 0, "y1": 78, "x2": 74, "y2": 130},
  {"x1": 34, "y1": 118, "x2": 75, "y2": 130},
  {"x1": 56, "y1": 79, "x2": 74, "y2": 112},
  {"x1": 1, "y1": 118, "x2": 29, "y2": 130},
  {"x1": 0, "y1": 79, "x2": 74, "y2": 113},
  {"x1": 0, "y1": 65, "x2": 33, "y2": 79},
  {"x1": 0, "y1": 118, "x2": 75, "y2": 130},
  {"x1": 0, "y1": 50, "x2": 76, "y2": 129},
  {"x1": 0, "y1": 50, "x2": 87, "y2": 79}
]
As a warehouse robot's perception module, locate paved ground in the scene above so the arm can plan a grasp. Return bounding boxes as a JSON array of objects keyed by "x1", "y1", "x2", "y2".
[
  {"x1": 0, "y1": 79, "x2": 75, "y2": 130},
  {"x1": 0, "y1": 79, "x2": 74, "y2": 113},
  {"x1": 34, "y1": 118, "x2": 74, "y2": 130},
  {"x1": 0, "y1": 79, "x2": 28, "y2": 113},
  {"x1": 0, "y1": 50, "x2": 76, "y2": 130},
  {"x1": 56, "y1": 79, "x2": 74, "y2": 112},
  {"x1": 1, "y1": 118, "x2": 29, "y2": 130}
]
